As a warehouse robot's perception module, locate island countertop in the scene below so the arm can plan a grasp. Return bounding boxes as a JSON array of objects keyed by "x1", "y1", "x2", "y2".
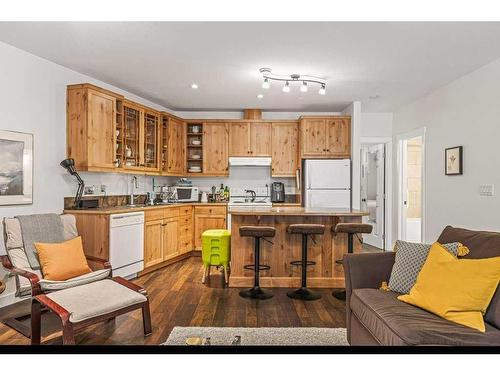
[{"x1": 228, "y1": 207, "x2": 368, "y2": 217}]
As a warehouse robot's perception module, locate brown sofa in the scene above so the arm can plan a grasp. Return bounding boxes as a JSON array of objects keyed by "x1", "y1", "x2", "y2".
[{"x1": 344, "y1": 226, "x2": 500, "y2": 346}]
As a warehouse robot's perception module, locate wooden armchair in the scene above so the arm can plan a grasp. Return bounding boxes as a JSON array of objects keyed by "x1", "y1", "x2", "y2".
[{"x1": 1, "y1": 214, "x2": 151, "y2": 344}]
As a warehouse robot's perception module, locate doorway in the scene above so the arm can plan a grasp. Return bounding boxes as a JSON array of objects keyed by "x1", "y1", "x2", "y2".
[
  {"x1": 360, "y1": 143, "x2": 386, "y2": 249},
  {"x1": 397, "y1": 129, "x2": 425, "y2": 243}
]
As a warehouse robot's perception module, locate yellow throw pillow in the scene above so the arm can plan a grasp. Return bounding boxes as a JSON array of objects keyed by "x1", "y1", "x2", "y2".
[
  {"x1": 35, "y1": 236, "x2": 92, "y2": 281},
  {"x1": 398, "y1": 242, "x2": 500, "y2": 332}
]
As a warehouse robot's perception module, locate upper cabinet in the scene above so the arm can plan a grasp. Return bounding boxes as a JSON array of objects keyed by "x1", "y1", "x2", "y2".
[
  {"x1": 271, "y1": 122, "x2": 299, "y2": 177},
  {"x1": 300, "y1": 116, "x2": 351, "y2": 158},
  {"x1": 67, "y1": 84, "x2": 121, "y2": 171},
  {"x1": 229, "y1": 122, "x2": 271, "y2": 157},
  {"x1": 203, "y1": 123, "x2": 229, "y2": 176},
  {"x1": 164, "y1": 115, "x2": 185, "y2": 175}
]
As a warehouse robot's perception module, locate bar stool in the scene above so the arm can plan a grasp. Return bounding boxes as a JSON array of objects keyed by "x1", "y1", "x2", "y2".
[
  {"x1": 287, "y1": 223, "x2": 325, "y2": 301},
  {"x1": 332, "y1": 223, "x2": 373, "y2": 300},
  {"x1": 239, "y1": 225, "x2": 276, "y2": 300}
]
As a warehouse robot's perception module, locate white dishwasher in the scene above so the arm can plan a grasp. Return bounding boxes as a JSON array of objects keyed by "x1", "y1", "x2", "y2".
[{"x1": 109, "y1": 211, "x2": 144, "y2": 279}]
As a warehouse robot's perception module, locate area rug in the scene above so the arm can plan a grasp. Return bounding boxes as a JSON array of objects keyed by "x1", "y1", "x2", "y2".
[{"x1": 164, "y1": 327, "x2": 348, "y2": 346}]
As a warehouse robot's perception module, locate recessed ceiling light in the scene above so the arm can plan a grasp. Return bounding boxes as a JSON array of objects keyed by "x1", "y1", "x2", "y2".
[
  {"x1": 191, "y1": 83, "x2": 199, "y2": 89},
  {"x1": 257, "y1": 94, "x2": 264, "y2": 99}
]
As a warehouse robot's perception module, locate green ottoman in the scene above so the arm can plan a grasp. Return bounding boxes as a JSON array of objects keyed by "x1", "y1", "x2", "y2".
[{"x1": 201, "y1": 229, "x2": 231, "y2": 284}]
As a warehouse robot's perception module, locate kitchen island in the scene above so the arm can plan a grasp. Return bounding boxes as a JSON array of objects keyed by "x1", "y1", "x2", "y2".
[{"x1": 228, "y1": 207, "x2": 368, "y2": 288}]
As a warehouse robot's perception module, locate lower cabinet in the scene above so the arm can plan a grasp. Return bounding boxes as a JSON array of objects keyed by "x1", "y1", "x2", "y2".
[
  {"x1": 194, "y1": 205, "x2": 227, "y2": 251},
  {"x1": 143, "y1": 207, "x2": 194, "y2": 270}
]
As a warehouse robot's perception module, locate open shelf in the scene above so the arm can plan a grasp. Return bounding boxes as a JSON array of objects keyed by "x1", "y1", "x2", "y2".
[{"x1": 186, "y1": 123, "x2": 203, "y2": 174}]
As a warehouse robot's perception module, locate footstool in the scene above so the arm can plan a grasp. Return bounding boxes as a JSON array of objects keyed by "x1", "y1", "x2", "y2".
[
  {"x1": 201, "y1": 229, "x2": 231, "y2": 284},
  {"x1": 30, "y1": 277, "x2": 152, "y2": 345}
]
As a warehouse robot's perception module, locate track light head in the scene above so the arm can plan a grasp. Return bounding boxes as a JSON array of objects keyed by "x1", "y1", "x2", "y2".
[
  {"x1": 318, "y1": 84, "x2": 326, "y2": 95},
  {"x1": 282, "y1": 81, "x2": 290, "y2": 93},
  {"x1": 300, "y1": 82, "x2": 308, "y2": 93},
  {"x1": 262, "y1": 78, "x2": 270, "y2": 89}
]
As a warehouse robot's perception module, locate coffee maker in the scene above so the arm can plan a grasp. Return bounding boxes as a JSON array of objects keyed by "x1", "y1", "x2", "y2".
[{"x1": 270, "y1": 182, "x2": 285, "y2": 203}]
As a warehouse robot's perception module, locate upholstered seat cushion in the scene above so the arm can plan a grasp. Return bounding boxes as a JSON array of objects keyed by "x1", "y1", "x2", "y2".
[
  {"x1": 239, "y1": 226, "x2": 276, "y2": 238},
  {"x1": 334, "y1": 223, "x2": 373, "y2": 234},
  {"x1": 350, "y1": 288, "x2": 500, "y2": 346},
  {"x1": 288, "y1": 224, "x2": 325, "y2": 235},
  {"x1": 46, "y1": 279, "x2": 147, "y2": 323},
  {"x1": 39, "y1": 268, "x2": 111, "y2": 292}
]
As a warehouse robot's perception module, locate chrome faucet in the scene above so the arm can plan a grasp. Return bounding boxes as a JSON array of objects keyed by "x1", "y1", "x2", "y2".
[
  {"x1": 244, "y1": 189, "x2": 256, "y2": 203},
  {"x1": 129, "y1": 176, "x2": 139, "y2": 206}
]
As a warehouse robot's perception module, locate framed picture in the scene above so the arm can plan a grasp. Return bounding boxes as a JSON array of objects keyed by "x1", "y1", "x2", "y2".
[
  {"x1": 445, "y1": 146, "x2": 463, "y2": 176},
  {"x1": 0, "y1": 130, "x2": 33, "y2": 205}
]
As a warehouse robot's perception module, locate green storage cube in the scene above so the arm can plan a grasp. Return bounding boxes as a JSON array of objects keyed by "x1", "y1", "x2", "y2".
[{"x1": 201, "y1": 229, "x2": 231, "y2": 284}]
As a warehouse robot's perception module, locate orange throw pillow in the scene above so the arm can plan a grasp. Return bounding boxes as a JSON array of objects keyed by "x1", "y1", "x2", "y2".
[{"x1": 35, "y1": 236, "x2": 92, "y2": 281}]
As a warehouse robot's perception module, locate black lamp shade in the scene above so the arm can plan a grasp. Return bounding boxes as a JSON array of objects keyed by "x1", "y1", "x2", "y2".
[{"x1": 60, "y1": 158, "x2": 76, "y2": 175}]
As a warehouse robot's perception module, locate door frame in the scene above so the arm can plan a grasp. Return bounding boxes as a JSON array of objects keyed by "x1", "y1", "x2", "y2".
[
  {"x1": 396, "y1": 127, "x2": 426, "y2": 243},
  {"x1": 360, "y1": 136, "x2": 392, "y2": 251}
]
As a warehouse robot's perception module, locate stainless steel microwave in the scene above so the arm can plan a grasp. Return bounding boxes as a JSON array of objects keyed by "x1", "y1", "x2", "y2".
[{"x1": 173, "y1": 186, "x2": 199, "y2": 202}]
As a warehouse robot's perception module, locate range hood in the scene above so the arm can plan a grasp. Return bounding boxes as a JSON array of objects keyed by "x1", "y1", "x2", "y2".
[{"x1": 229, "y1": 157, "x2": 272, "y2": 167}]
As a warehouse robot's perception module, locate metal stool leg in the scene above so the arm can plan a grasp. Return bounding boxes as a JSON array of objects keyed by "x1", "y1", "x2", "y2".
[
  {"x1": 287, "y1": 234, "x2": 321, "y2": 301},
  {"x1": 239, "y1": 237, "x2": 273, "y2": 300},
  {"x1": 333, "y1": 233, "x2": 354, "y2": 300}
]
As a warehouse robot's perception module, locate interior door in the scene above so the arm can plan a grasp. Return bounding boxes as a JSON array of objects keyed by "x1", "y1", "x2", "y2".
[
  {"x1": 87, "y1": 90, "x2": 116, "y2": 168},
  {"x1": 361, "y1": 144, "x2": 385, "y2": 249}
]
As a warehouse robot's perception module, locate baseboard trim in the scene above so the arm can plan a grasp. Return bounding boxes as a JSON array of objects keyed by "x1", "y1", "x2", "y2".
[{"x1": 0, "y1": 291, "x2": 26, "y2": 308}]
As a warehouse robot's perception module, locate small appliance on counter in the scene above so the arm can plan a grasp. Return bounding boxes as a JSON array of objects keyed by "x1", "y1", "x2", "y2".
[
  {"x1": 172, "y1": 186, "x2": 199, "y2": 202},
  {"x1": 270, "y1": 182, "x2": 285, "y2": 203}
]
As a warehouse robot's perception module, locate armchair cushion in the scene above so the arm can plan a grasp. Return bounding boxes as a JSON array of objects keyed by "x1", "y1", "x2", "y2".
[
  {"x1": 46, "y1": 279, "x2": 147, "y2": 323},
  {"x1": 35, "y1": 236, "x2": 91, "y2": 281},
  {"x1": 39, "y1": 268, "x2": 111, "y2": 292}
]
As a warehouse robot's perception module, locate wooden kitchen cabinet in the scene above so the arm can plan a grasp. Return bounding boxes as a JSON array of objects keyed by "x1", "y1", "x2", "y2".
[
  {"x1": 162, "y1": 217, "x2": 180, "y2": 260},
  {"x1": 300, "y1": 116, "x2": 351, "y2": 158},
  {"x1": 203, "y1": 123, "x2": 229, "y2": 175},
  {"x1": 271, "y1": 122, "x2": 299, "y2": 177},
  {"x1": 67, "y1": 84, "x2": 122, "y2": 172},
  {"x1": 228, "y1": 122, "x2": 271, "y2": 157},
  {"x1": 144, "y1": 219, "x2": 164, "y2": 268},
  {"x1": 194, "y1": 205, "x2": 227, "y2": 251},
  {"x1": 164, "y1": 115, "x2": 185, "y2": 175}
]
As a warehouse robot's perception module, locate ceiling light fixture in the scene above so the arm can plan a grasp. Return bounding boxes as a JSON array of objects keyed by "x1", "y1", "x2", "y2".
[
  {"x1": 257, "y1": 94, "x2": 264, "y2": 99},
  {"x1": 260, "y1": 67, "x2": 326, "y2": 95},
  {"x1": 282, "y1": 81, "x2": 290, "y2": 93},
  {"x1": 191, "y1": 83, "x2": 198, "y2": 89}
]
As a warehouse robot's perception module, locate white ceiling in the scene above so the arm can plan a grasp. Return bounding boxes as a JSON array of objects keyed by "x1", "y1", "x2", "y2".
[{"x1": 2, "y1": 22, "x2": 500, "y2": 112}]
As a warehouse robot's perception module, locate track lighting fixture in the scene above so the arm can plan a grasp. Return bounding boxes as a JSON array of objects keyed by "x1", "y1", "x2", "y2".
[{"x1": 259, "y1": 67, "x2": 326, "y2": 95}]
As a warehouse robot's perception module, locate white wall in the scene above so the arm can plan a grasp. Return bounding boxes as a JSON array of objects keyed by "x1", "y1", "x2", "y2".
[
  {"x1": 343, "y1": 102, "x2": 362, "y2": 210},
  {"x1": 392, "y1": 57, "x2": 500, "y2": 242},
  {"x1": 0, "y1": 42, "x2": 174, "y2": 306},
  {"x1": 360, "y1": 112, "x2": 393, "y2": 138}
]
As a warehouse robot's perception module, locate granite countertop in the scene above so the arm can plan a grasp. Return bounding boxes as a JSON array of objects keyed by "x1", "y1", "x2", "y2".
[
  {"x1": 228, "y1": 206, "x2": 368, "y2": 216},
  {"x1": 63, "y1": 202, "x2": 227, "y2": 215}
]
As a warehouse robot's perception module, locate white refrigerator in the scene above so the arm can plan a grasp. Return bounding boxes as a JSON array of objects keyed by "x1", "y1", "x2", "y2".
[{"x1": 304, "y1": 159, "x2": 351, "y2": 209}]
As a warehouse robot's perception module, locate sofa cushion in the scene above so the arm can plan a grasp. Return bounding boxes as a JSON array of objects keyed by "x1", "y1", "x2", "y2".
[
  {"x1": 46, "y1": 279, "x2": 147, "y2": 323},
  {"x1": 437, "y1": 226, "x2": 500, "y2": 329},
  {"x1": 388, "y1": 241, "x2": 461, "y2": 294},
  {"x1": 350, "y1": 288, "x2": 500, "y2": 346}
]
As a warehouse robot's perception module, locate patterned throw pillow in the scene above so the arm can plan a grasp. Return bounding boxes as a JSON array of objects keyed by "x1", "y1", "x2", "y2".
[{"x1": 388, "y1": 241, "x2": 462, "y2": 294}]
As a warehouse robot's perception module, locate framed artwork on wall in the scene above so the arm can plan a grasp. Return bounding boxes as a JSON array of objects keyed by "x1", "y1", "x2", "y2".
[
  {"x1": 0, "y1": 130, "x2": 33, "y2": 205},
  {"x1": 445, "y1": 146, "x2": 463, "y2": 176}
]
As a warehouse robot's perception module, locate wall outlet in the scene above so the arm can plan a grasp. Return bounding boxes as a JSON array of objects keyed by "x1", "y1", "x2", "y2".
[
  {"x1": 100, "y1": 185, "x2": 107, "y2": 193},
  {"x1": 84, "y1": 185, "x2": 96, "y2": 195},
  {"x1": 479, "y1": 184, "x2": 494, "y2": 196}
]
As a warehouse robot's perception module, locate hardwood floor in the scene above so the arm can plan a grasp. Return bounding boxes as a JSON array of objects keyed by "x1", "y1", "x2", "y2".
[{"x1": 0, "y1": 256, "x2": 347, "y2": 345}]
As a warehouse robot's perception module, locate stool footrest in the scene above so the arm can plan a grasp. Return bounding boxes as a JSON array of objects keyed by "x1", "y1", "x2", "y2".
[
  {"x1": 243, "y1": 264, "x2": 270, "y2": 271},
  {"x1": 290, "y1": 260, "x2": 316, "y2": 267},
  {"x1": 335, "y1": 259, "x2": 343, "y2": 265}
]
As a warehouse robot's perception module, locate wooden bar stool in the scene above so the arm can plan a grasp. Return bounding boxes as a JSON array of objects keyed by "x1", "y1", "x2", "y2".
[
  {"x1": 332, "y1": 223, "x2": 373, "y2": 300},
  {"x1": 239, "y1": 225, "x2": 276, "y2": 300},
  {"x1": 287, "y1": 224, "x2": 325, "y2": 301}
]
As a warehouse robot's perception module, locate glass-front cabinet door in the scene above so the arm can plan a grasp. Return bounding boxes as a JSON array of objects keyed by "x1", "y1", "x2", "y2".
[
  {"x1": 142, "y1": 111, "x2": 160, "y2": 171},
  {"x1": 123, "y1": 102, "x2": 141, "y2": 169}
]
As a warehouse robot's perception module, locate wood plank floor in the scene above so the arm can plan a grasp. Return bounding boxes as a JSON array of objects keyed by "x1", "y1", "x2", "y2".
[{"x1": 0, "y1": 256, "x2": 347, "y2": 345}]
